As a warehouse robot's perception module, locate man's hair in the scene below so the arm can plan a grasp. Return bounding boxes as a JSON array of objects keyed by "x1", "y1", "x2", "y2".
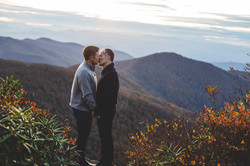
[
  {"x1": 103, "y1": 48, "x2": 115, "y2": 62},
  {"x1": 83, "y1": 46, "x2": 99, "y2": 60}
]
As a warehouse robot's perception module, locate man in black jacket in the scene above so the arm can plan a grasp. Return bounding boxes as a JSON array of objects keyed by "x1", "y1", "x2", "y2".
[{"x1": 93, "y1": 48, "x2": 119, "y2": 166}]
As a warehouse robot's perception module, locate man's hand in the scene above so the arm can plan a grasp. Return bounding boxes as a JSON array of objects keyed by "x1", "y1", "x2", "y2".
[
  {"x1": 91, "y1": 111, "x2": 100, "y2": 119},
  {"x1": 91, "y1": 111, "x2": 95, "y2": 118}
]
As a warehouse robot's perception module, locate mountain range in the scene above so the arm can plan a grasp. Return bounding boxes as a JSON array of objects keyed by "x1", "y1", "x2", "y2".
[
  {"x1": 1, "y1": 36, "x2": 248, "y2": 112},
  {"x1": 0, "y1": 36, "x2": 133, "y2": 67}
]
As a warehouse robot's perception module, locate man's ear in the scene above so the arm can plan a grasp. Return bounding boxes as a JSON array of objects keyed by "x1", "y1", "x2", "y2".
[
  {"x1": 107, "y1": 55, "x2": 111, "y2": 60},
  {"x1": 89, "y1": 55, "x2": 94, "y2": 61}
]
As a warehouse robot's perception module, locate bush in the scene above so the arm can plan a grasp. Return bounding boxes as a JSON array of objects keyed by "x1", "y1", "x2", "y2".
[
  {"x1": 126, "y1": 117, "x2": 195, "y2": 166},
  {"x1": 126, "y1": 71, "x2": 249, "y2": 165},
  {"x1": 0, "y1": 76, "x2": 78, "y2": 166}
]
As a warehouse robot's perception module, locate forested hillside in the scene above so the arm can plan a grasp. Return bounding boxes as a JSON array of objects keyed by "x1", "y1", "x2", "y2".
[
  {"x1": 0, "y1": 58, "x2": 192, "y2": 164},
  {"x1": 116, "y1": 52, "x2": 249, "y2": 112}
]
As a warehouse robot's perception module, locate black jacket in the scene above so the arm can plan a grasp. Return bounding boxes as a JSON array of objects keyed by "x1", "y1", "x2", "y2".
[{"x1": 95, "y1": 63, "x2": 119, "y2": 115}]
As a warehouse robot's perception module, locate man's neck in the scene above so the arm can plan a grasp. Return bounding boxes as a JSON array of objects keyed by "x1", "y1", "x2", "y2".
[
  {"x1": 86, "y1": 60, "x2": 95, "y2": 70},
  {"x1": 103, "y1": 61, "x2": 112, "y2": 68}
]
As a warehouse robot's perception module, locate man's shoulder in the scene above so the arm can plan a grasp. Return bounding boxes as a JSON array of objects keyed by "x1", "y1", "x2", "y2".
[
  {"x1": 76, "y1": 65, "x2": 92, "y2": 77},
  {"x1": 110, "y1": 68, "x2": 118, "y2": 76},
  {"x1": 102, "y1": 69, "x2": 118, "y2": 81}
]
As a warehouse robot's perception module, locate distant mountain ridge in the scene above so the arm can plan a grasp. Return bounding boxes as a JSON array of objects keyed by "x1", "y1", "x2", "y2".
[
  {"x1": 0, "y1": 36, "x2": 83, "y2": 66},
  {"x1": 116, "y1": 52, "x2": 249, "y2": 112},
  {"x1": 0, "y1": 36, "x2": 134, "y2": 67}
]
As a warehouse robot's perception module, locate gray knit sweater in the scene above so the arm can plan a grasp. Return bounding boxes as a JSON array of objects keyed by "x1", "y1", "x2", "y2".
[{"x1": 69, "y1": 61, "x2": 97, "y2": 112}]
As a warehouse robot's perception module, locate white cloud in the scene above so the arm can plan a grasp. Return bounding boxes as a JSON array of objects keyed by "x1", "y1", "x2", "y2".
[
  {"x1": 0, "y1": 16, "x2": 14, "y2": 22},
  {"x1": 0, "y1": 8, "x2": 35, "y2": 14},
  {"x1": 0, "y1": 8, "x2": 59, "y2": 16},
  {"x1": 25, "y1": 22, "x2": 51, "y2": 27},
  {"x1": 203, "y1": 35, "x2": 250, "y2": 48}
]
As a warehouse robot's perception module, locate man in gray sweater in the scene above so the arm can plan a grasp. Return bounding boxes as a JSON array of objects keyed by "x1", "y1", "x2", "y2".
[{"x1": 70, "y1": 46, "x2": 99, "y2": 166}]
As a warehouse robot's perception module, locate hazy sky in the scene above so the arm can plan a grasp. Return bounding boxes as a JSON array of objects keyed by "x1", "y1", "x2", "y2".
[
  {"x1": 2, "y1": 0, "x2": 249, "y2": 28},
  {"x1": 1, "y1": 0, "x2": 250, "y2": 63}
]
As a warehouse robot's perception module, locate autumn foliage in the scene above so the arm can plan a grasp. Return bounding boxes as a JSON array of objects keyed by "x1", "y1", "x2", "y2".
[
  {"x1": 126, "y1": 69, "x2": 249, "y2": 165},
  {"x1": 0, "y1": 76, "x2": 78, "y2": 165}
]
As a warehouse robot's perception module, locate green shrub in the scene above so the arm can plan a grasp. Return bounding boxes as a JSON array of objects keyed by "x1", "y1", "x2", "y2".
[{"x1": 0, "y1": 76, "x2": 78, "y2": 166}]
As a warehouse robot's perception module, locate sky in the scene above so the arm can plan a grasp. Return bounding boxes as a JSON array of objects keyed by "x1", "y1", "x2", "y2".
[{"x1": 0, "y1": 0, "x2": 250, "y2": 63}]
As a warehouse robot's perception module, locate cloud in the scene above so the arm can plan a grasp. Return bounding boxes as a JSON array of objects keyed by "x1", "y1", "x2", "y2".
[
  {"x1": 0, "y1": 8, "x2": 38, "y2": 14},
  {"x1": 204, "y1": 12, "x2": 250, "y2": 22},
  {"x1": 0, "y1": 16, "x2": 14, "y2": 22},
  {"x1": 0, "y1": 3, "x2": 60, "y2": 16},
  {"x1": 158, "y1": 14, "x2": 250, "y2": 34},
  {"x1": 119, "y1": 1, "x2": 175, "y2": 11},
  {"x1": 202, "y1": 12, "x2": 250, "y2": 27},
  {"x1": 25, "y1": 22, "x2": 51, "y2": 27},
  {"x1": 1, "y1": 8, "x2": 58, "y2": 16},
  {"x1": 203, "y1": 35, "x2": 250, "y2": 47}
]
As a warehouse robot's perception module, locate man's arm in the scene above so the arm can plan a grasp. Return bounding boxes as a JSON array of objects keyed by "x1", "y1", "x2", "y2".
[
  {"x1": 78, "y1": 72, "x2": 97, "y2": 111},
  {"x1": 83, "y1": 93, "x2": 96, "y2": 110}
]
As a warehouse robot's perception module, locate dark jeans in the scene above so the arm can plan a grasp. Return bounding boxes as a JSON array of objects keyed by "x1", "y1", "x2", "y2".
[
  {"x1": 97, "y1": 107, "x2": 116, "y2": 165},
  {"x1": 72, "y1": 108, "x2": 92, "y2": 161}
]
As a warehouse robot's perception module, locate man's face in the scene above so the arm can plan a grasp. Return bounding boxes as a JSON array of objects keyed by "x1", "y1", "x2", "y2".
[
  {"x1": 98, "y1": 50, "x2": 109, "y2": 66},
  {"x1": 90, "y1": 52, "x2": 99, "y2": 65}
]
